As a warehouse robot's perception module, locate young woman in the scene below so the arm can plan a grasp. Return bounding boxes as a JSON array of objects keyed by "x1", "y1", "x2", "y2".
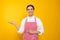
[{"x1": 8, "y1": 4, "x2": 44, "y2": 40}]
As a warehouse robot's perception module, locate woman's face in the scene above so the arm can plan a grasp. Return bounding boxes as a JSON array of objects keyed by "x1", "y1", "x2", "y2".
[{"x1": 27, "y1": 6, "x2": 34, "y2": 16}]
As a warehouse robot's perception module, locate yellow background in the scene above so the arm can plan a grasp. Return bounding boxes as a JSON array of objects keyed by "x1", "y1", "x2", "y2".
[{"x1": 0, "y1": 0, "x2": 60, "y2": 40}]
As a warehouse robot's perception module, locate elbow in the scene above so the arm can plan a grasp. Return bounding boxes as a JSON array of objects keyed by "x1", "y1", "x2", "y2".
[
  {"x1": 39, "y1": 30, "x2": 44, "y2": 35},
  {"x1": 17, "y1": 30, "x2": 23, "y2": 34}
]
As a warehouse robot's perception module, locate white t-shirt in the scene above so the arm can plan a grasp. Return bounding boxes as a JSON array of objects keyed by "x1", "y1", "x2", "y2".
[{"x1": 18, "y1": 16, "x2": 44, "y2": 35}]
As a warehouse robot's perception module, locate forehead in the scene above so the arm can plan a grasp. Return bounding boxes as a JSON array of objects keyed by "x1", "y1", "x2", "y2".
[{"x1": 27, "y1": 6, "x2": 33, "y2": 9}]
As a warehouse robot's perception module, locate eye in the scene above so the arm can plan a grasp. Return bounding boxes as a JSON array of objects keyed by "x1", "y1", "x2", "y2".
[
  {"x1": 27, "y1": 9, "x2": 30, "y2": 10},
  {"x1": 31, "y1": 8, "x2": 33, "y2": 10}
]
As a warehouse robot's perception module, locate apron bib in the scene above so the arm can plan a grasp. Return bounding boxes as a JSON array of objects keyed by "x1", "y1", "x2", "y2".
[{"x1": 23, "y1": 17, "x2": 38, "y2": 40}]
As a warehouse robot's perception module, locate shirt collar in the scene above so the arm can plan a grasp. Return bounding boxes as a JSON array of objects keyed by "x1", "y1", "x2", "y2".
[{"x1": 28, "y1": 15, "x2": 35, "y2": 18}]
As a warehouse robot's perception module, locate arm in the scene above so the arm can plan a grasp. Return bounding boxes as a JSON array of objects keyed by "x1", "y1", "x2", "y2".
[
  {"x1": 17, "y1": 20, "x2": 25, "y2": 34},
  {"x1": 36, "y1": 18, "x2": 44, "y2": 35}
]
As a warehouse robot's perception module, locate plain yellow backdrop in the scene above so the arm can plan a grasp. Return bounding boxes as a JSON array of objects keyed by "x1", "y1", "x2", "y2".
[{"x1": 0, "y1": 0, "x2": 60, "y2": 40}]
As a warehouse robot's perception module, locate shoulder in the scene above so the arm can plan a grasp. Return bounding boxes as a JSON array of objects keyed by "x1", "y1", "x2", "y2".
[
  {"x1": 35, "y1": 16, "x2": 43, "y2": 25},
  {"x1": 35, "y1": 16, "x2": 42, "y2": 21},
  {"x1": 21, "y1": 17, "x2": 27, "y2": 22}
]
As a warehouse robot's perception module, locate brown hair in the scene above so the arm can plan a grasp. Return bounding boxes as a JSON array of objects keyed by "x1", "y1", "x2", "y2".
[{"x1": 26, "y1": 4, "x2": 35, "y2": 10}]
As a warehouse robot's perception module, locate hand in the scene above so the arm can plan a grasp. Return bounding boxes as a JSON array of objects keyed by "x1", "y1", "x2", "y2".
[
  {"x1": 29, "y1": 30, "x2": 34, "y2": 34},
  {"x1": 8, "y1": 21, "x2": 16, "y2": 25},
  {"x1": 8, "y1": 21, "x2": 19, "y2": 30},
  {"x1": 29, "y1": 30, "x2": 38, "y2": 34},
  {"x1": 38, "y1": 31, "x2": 41, "y2": 34}
]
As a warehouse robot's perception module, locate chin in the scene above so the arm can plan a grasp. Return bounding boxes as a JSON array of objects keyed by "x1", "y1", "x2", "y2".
[{"x1": 29, "y1": 14, "x2": 33, "y2": 16}]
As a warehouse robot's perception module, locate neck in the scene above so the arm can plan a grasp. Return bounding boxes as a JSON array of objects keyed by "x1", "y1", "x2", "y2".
[{"x1": 29, "y1": 15, "x2": 33, "y2": 17}]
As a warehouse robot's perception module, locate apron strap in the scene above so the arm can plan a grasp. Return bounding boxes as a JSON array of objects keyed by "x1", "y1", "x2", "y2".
[{"x1": 35, "y1": 17, "x2": 36, "y2": 22}]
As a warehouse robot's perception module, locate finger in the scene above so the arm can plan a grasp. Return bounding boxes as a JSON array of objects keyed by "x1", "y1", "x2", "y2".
[
  {"x1": 8, "y1": 22, "x2": 11, "y2": 23},
  {"x1": 8, "y1": 22, "x2": 13, "y2": 24}
]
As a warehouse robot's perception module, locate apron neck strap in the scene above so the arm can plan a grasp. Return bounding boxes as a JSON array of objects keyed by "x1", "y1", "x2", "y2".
[{"x1": 35, "y1": 17, "x2": 36, "y2": 22}]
